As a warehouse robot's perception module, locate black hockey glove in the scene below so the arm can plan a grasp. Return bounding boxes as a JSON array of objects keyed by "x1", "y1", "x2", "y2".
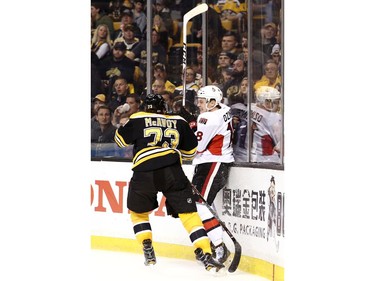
[{"x1": 179, "y1": 106, "x2": 197, "y2": 132}]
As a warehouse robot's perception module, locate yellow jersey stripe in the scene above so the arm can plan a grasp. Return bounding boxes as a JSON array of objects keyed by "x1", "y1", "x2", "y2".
[{"x1": 132, "y1": 149, "x2": 178, "y2": 169}]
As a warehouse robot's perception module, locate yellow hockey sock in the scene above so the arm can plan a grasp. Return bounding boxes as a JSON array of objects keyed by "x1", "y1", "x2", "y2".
[
  {"x1": 179, "y1": 212, "x2": 212, "y2": 254},
  {"x1": 130, "y1": 211, "x2": 152, "y2": 244}
]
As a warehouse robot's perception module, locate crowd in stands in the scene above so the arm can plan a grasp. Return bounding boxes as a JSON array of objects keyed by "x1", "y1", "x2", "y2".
[{"x1": 91, "y1": 0, "x2": 283, "y2": 164}]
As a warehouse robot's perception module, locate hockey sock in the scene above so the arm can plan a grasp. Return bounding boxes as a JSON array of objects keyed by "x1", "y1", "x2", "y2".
[
  {"x1": 130, "y1": 211, "x2": 152, "y2": 244},
  {"x1": 179, "y1": 212, "x2": 211, "y2": 254},
  {"x1": 196, "y1": 203, "x2": 224, "y2": 247}
]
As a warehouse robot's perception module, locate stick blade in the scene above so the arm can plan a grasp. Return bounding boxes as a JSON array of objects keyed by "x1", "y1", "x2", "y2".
[
  {"x1": 183, "y1": 3, "x2": 208, "y2": 23},
  {"x1": 228, "y1": 241, "x2": 242, "y2": 273}
]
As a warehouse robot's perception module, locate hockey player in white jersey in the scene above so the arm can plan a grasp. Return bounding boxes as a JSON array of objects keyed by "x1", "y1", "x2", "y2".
[
  {"x1": 192, "y1": 85, "x2": 234, "y2": 265},
  {"x1": 251, "y1": 86, "x2": 282, "y2": 164}
]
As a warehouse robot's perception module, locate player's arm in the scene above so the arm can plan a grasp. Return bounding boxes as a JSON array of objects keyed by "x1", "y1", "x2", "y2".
[
  {"x1": 271, "y1": 117, "x2": 282, "y2": 153},
  {"x1": 178, "y1": 120, "x2": 198, "y2": 160},
  {"x1": 178, "y1": 106, "x2": 197, "y2": 132},
  {"x1": 195, "y1": 117, "x2": 217, "y2": 153},
  {"x1": 114, "y1": 119, "x2": 134, "y2": 147}
]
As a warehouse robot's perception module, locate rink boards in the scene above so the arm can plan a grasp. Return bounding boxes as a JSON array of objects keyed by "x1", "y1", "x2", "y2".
[{"x1": 90, "y1": 161, "x2": 285, "y2": 281}]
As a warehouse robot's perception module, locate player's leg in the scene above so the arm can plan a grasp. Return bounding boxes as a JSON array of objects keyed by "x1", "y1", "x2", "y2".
[
  {"x1": 130, "y1": 211, "x2": 156, "y2": 265},
  {"x1": 192, "y1": 162, "x2": 231, "y2": 263},
  {"x1": 161, "y1": 163, "x2": 224, "y2": 272},
  {"x1": 127, "y1": 171, "x2": 158, "y2": 265}
]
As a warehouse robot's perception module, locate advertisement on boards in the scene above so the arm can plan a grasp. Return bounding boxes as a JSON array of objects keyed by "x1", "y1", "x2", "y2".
[{"x1": 90, "y1": 161, "x2": 285, "y2": 266}]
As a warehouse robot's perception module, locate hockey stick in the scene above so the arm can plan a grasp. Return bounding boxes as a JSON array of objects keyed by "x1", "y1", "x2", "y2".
[
  {"x1": 191, "y1": 184, "x2": 242, "y2": 273},
  {"x1": 182, "y1": 3, "x2": 208, "y2": 107}
]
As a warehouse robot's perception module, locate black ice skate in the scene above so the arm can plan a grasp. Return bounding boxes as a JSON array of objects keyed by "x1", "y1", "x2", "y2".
[
  {"x1": 211, "y1": 242, "x2": 231, "y2": 264},
  {"x1": 142, "y1": 239, "x2": 156, "y2": 266},
  {"x1": 194, "y1": 248, "x2": 224, "y2": 272}
]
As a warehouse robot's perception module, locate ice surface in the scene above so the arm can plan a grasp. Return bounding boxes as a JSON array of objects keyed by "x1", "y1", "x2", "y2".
[{"x1": 90, "y1": 249, "x2": 270, "y2": 281}]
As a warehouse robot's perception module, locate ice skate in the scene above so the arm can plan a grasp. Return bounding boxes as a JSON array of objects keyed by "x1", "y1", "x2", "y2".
[
  {"x1": 194, "y1": 248, "x2": 224, "y2": 273},
  {"x1": 211, "y1": 242, "x2": 231, "y2": 264},
  {"x1": 142, "y1": 239, "x2": 156, "y2": 266}
]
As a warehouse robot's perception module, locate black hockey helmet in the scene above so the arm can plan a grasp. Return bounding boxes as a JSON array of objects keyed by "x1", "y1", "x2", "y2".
[{"x1": 144, "y1": 93, "x2": 165, "y2": 114}]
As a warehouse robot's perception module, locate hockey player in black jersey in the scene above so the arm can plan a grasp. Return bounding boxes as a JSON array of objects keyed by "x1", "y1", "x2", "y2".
[{"x1": 114, "y1": 93, "x2": 224, "y2": 272}]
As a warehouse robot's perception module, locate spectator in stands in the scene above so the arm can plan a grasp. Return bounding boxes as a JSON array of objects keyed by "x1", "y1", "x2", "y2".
[
  {"x1": 214, "y1": 0, "x2": 246, "y2": 33},
  {"x1": 112, "y1": 93, "x2": 141, "y2": 127},
  {"x1": 127, "y1": 28, "x2": 167, "y2": 74},
  {"x1": 227, "y1": 78, "x2": 247, "y2": 103},
  {"x1": 175, "y1": 66, "x2": 200, "y2": 93},
  {"x1": 91, "y1": 93, "x2": 107, "y2": 127},
  {"x1": 91, "y1": 3, "x2": 115, "y2": 39},
  {"x1": 220, "y1": 31, "x2": 241, "y2": 56},
  {"x1": 124, "y1": 93, "x2": 141, "y2": 117},
  {"x1": 254, "y1": 22, "x2": 278, "y2": 58},
  {"x1": 253, "y1": 59, "x2": 281, "y2": 93},
  {"x1": 214, "y1": 66, "x2": 233, "y2": 91},
  {"x1": 114, "y1": 24, "x2": 140, "y2": 56},
  {"x1": 222, "y1": 58, "x2": 246, "y2": 104},
  {"x1": 153, "y1": 14, "x2": 169, "y2": 52},
  {"x1": 154, "y1": 0, "x2": 173, "y2": 35},
  {"x1": 228, "y1": 76, "x2": 249, "y2": 107},
  {"x1": 91, "y1": 24, "x2": 112, "y2": 61},
  {"x1": 107, "y1": 76, "x2": 131, "y2": 112},
  {"x1": 99, "y1": 39, "x2": 137, "y2": 92},
  {"x1": 132, "y1": 0, "x2": 147, "y2": 35},
  {"x1": 113, "y1": 9, "x2": 143, "y2": 41},
  {"x1": 192, "y1": 45, "x2": 216, "y2": 85},
  {"x1": 218, "y1": 51, "x2": 237, "y2": 71},
  {"x1": 174, "y1": 66, "x2": 200, "y2": 105},
  {"x1": 91, "y1": 105, "x2": 117, "y2": 143},
  {"x1": 136, "y1": 76, "x2": 166, "y2": 105},
  {"x1": 108, "y1": 0, "x2": 125, "y2": 21},
  {"x1": 271, "y1": 44, "x2": 281, "y2": 74},
  {"x1": 213, "y1": 51, "x2": 236, "y2": 83},
  {"x1": 160, "y1": 90, "x2": 174, "y2": 114},
  {"x1": 153, "y1": 63, "x2": 176, "y2": 93},
  {"x1": 151, "y1": 77, "x2": 166, "y2": 95}
]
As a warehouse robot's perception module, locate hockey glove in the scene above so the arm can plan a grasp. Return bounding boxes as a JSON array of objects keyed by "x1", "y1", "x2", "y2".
[{"x1": 179, "y1": 106, "x2": 197, "y2": 132}]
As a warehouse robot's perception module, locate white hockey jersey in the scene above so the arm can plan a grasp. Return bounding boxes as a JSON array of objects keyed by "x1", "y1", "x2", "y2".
[
  {"x1": 193, "y1": 104, "x2": 234, "y2": 164},
  {"x1": 250, "y1": 103, "x2": 282, "y2": 164}
]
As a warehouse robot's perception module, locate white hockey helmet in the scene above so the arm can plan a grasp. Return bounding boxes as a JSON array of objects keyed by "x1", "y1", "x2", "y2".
[
  {"x1": 255, "y1": 86, "x2": 281, "y2": 103},
  {"x1": 255, "y1": 86, "x2": 281, "y2": 111},
  {"x1": 196, "y1": 85, "x2": 223, "y2": 104}
]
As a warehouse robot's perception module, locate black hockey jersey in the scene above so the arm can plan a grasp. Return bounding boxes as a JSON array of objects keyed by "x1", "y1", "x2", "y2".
[{"x1": 114, "y1": 111, "x2": 198, "y2": 171}]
